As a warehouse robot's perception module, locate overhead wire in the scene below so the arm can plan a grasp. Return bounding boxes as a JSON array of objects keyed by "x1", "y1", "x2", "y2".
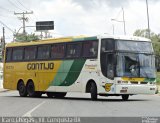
[
  {"x1": 15, "y1": 0, "x2": 29, "y2": 11},
  {"x1": 15, "y1": 0, "x2": 38, "y2": 21},
  {"x1": 0, "y1": 6, "x2": 14, "y2": 13},
  {"x1": 0, "y1": 20, "x2": 14, "y2": 33},
  {"x1": 2, "y1": 0, "x2": 38, "y2": 35},
  {"x1": 7, "y1": 0, "x2": 25, "y2": 11},
  {"x1": 14, "y1": 0, "x2": 38, "y2": 24},
  {"x1": 0, "y1": 14, "x2": 14, "y2": 18}
]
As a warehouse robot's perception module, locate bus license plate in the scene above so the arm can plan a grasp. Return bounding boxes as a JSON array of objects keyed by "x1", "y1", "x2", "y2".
[{"x1": 120, "y1": 90, "x2": 127, "y2": 93}]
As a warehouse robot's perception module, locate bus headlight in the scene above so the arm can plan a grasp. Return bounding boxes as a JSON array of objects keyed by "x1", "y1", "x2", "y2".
[{"x1": 150, "y1": 82, "x2": 156, "y2": 85}]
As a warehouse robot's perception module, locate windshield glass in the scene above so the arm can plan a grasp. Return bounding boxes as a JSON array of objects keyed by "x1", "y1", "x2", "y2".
[
  {"x1": 116, "y1": 53, "x2": 156, "y2": 78},
  {"x1": 116, "y1": 40, "x2": 153, "y2": 53}
]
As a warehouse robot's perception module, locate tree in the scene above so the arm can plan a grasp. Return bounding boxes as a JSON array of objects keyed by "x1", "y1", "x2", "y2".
[
  {"x1": 133, "y1": 29, "x2": 149, "y2": 38},
  {"x1": 14, "y1": 33, "x2": 39, "y2": 42},
  {"x1": 133, "y1": 29, "x2": 160, "y2": 56}
]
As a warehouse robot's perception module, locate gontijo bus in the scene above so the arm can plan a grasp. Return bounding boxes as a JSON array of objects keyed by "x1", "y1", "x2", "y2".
[{"x1": 3, "y1": 35, "x2": 157, "y2": 100}]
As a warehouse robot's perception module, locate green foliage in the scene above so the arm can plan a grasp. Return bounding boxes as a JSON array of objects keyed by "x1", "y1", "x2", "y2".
[
  {"x1": 133, "y1": 29, "x2": 149, "y2": 37},
  {"x1": 133, "y1": 29, "x2": 160, "y2": 56},
  {"x1": 15, "y1": 33, "x2": 39, "y2": 42},
  {"x1": 156, "y1": 72, "x2": 160, "y2": 84}
]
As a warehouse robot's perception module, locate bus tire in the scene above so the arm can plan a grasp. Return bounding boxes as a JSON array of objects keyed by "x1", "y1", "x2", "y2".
[
  {"x1": 17, "y1": 81, "x2": 28, "y2": 97},
  {"x1": 90, "y1": 82, "x2": 97, "y2": 100},
  {"x1": 53, "y1": 92, "x2": 66, "y2": 98},
  {"x1": 27, "y1": 81, "x2": 37, "y2": 97},
  {"x1": 122, "y1": 95, "x2": 129, "y2": 101}
]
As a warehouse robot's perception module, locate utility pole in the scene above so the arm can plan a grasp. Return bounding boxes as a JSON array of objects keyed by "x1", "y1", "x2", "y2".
[
  {"x1": 122, "y1": 7, "x2": 126, "y2": 35},
  {"x1": 1, "y1": 27, "x2": 5, "y2": 61},
  {"x1": 146, "y1": 0, "x2": 150, "y2": 38},
  {"x1": 112, "y1": 24, "x2": 114, "y2": 35},
  {"x1": 14, "y1": 11, "x2": 33, "y2": 34},
  {"x1": 2, "y1": 27, "x2": 5, "y2": 49}
]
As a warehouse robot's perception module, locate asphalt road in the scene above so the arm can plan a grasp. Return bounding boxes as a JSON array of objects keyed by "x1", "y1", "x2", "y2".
[{"x1": 0, "y1": 91, "x2": 160, "y2": 117}]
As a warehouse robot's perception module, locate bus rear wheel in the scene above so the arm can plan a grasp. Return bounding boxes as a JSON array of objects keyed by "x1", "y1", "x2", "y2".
[
  {"x1": 27, "y1": 81, "x2": 41, "y2": 97},
  {"x1": 122, "y1": 95, "x2": 129, "y2": 101},
  {"x1": 90, "y1": 82, "x2": 97, "y2": 100},
  {"x1": 17, "y1": 81, "x2": 28, "y2": 97}
]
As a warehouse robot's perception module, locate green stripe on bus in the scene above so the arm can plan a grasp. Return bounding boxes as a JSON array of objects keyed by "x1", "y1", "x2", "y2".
[
  {"x1": 60, "y1": 59, "x2": 86, "y2": 86},
  {"x1": 72, "y1": 36, "x2": 97, "y2": 42},
  {"x1": 73, "y1": 38, "x2": 85, "y2": 41},
  {"x1": 144, "y1": 78, "x2": 156, "y2": 82},
  {"x1": 50, "y1": 59, "x2": 86, "y2": 86},
  {"x1": 84, "y1": 36, "x2": 97, "y2": 41},
  {"x1": 51, "y1": 60, "x2": 74, "y2": 86}
]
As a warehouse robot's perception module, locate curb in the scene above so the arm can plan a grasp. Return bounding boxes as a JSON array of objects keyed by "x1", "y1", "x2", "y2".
[{"x1": 0, "y1": 89, "x2": 10, "y2": 93}]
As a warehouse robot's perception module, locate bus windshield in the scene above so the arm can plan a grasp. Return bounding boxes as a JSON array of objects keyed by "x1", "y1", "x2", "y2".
[
  {"x1": 116, "y1": 40, "x2": 153, "y2": 53},
  {"x1": 116, "y1": 53, "x2": 156, "y2": 78}
]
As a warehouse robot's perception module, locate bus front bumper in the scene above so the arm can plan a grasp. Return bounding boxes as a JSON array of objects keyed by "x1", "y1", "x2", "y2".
[{"x1": 115, "y1": 84, "x2": 157, "y2": 95}]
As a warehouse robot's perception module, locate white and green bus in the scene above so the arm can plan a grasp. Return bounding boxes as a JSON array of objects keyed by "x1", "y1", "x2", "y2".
[{"x1": 3, "y1": 35, "x2": 157, "y2": 100}]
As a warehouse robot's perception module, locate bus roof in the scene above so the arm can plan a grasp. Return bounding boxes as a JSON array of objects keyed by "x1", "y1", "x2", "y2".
[
  {"x1": 6, "y1": 35, "x2": 151, "y2": 47},
  {"x1": 98, "y1": 34, "x2": 151, "y2": 42},
  {"x1": 6, "y1": 35, "x2": 97, "y2": 47}
]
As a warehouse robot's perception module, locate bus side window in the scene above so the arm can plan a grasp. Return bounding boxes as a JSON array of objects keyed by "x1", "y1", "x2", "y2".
[
  {"x1": 12, "y1": 47, "x2": 24, "y2": 61},
  {"x1": 66, "y1": 43, "x2": 81, "y2": 58},
  {"x1": 37, "y1": 45, "x2": 50, "y2": 60},
  {"x1": 6, "y1": 48, "x2": 12, "y2": 62},
  {"x1": 82, "y1": 41, "x2": 98, "y2": 58},
  {"x1": 101, "y1": 39, "x2": 115, "y2": 52},
  {"x1": 51, "y1": 44, "x2": 65, "y2": 59},
  {"x1": 24, "y1": 46, "x2": 37, "y2": 60}
]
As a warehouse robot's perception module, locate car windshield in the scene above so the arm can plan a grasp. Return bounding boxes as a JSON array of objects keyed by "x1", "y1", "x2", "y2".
[{"x1": 116, "y1": 53, "x2": 156, "y2": 78}]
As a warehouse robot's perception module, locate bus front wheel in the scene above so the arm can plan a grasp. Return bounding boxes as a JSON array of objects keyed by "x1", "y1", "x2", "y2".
[
  {"x1": 90, "y1": 82, "x2": 97, "y2": 100},
  {"x1": 122, "y1": 95, "x2": 129, "y2": 101},
  {"x1": 17, "y1": 81, "x2": 28, "y2": 97}
]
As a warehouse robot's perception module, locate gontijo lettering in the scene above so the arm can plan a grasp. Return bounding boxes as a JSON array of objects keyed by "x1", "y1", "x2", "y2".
[{"x1": 27, "y1": 63, "x2": 54, "y2": 70}]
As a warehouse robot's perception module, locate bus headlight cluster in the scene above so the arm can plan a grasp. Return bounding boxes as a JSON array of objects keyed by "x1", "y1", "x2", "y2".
[
  {"x1": 150, "y1": 82, "x2": 156, "y2": 85},
  {"x1": 117, "y1": 81, "x2": 128, "y2": 84}
]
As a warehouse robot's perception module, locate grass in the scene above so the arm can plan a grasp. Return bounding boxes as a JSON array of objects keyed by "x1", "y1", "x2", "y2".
[{"x1": 156, "y1": 72, "x2": 160, "y2": 85}]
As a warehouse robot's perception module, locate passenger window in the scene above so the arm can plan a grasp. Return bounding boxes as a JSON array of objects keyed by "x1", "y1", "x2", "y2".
[
  {"x1": 24, "y1": 46, "x2": 37, "y2": 60},
  {"x1": 6, "y1": 48, "x2": 12, "y2": 62},
  {"x1": 51, "y1": 44, "x2": 65, "y2": 59},
  {"x1": 83, "y1": 41, "x2": 98, "y2": 58},
  {"x1": 37, "y1": 45, "x2": 50, "y2": 59},
  {"x1": 101, "y1": 39, "x2": 115, "y2": 52},
  {"x1": 12, "y1": 47, "x2": 24, "y2": 61},
  {"x1": 66, "y1": 43, "x2": 81, "y2": 58}
]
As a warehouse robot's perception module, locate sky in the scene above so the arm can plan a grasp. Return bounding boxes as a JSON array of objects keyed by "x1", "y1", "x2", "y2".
[{"x1": 0, "y1": 0, "x2": 160, "y2": 42}]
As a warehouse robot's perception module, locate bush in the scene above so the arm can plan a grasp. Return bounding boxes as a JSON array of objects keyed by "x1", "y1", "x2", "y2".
[{"x1": 156, "y1": 72, "x2": 160, "y2": 84}]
